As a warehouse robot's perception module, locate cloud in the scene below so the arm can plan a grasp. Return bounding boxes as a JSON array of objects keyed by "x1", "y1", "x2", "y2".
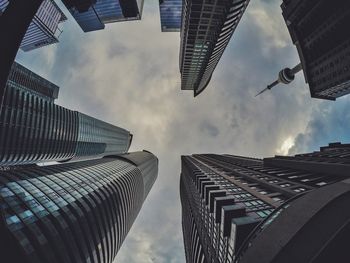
[
  {"x1": 288, "y1": 97, "x2": 350, "y2": 155},
  {"x1": 15, "y1": 0, "x2": 350, "y2": 262}
]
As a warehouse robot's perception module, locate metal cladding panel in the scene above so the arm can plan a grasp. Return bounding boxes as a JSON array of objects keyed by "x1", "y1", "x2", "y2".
[
  {"x1": 209, "y1": 190, "x2": 226, "y2": 213},
  {"x1": 0, "y1": 154, "x2": 157, "y2": 263}
]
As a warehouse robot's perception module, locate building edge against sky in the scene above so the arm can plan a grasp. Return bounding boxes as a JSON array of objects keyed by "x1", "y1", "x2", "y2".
[
  {"x1": 0, "y1": 61, "x2": 132, "y2": 166},
  {"x1": 264, "y1": 0, "x2": 350, "y2": 101},
  {"x1": 0, "y1": 151, "x2": 158, "y2": 263},
  {"x1": 0, "y1": 0, "x2": 67, "y2": 52},
  {"x1": 179, "y1": 0, "x2": 250, "y2": 97},
  {"x1": 180, "y1": 143, "x2": 350, "y2": 262},
  {"x1": 61, "y1": 0, "x2": 145, "y2": 32}
]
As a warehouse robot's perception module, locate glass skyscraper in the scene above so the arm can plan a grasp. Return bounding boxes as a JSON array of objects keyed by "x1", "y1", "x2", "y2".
[
  {"x1": 179, "y1": 0, "x2": 250, "y2": 96},
  {"x1": 181, "y1": 143, "x2": 350, "y2": 262},
  {"x1": 0, "y1": 62, "x2": 132, "y2": 166},
  {"x1": 62, "y1": 0, "x2": 145, "y2": 32},
  {"x1": 0, "y1": 0, "x2": 67, "y2": 52},
  {"x1": 159, "y1": 0, "x2": 182, "y2": 32},
  {"x1": 0, "y1": 151, "x2": 158, "y2": 263}
]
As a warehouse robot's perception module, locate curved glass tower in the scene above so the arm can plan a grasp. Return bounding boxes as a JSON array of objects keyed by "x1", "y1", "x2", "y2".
[
  {"x1": 0, "y1": 151, "x2": 158, "y2": 263},
  {"x1": 0, "y1": 62, "x2": 132, "y2": 166}
]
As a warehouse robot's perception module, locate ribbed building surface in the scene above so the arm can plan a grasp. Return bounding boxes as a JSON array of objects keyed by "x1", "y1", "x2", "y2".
[
  {"x1": 282, "y1": 0, "x2": 350, "y2": 100},
  {"x1": 0, "y1": 151, "x2": 158, "y2": 263},
  {"x1": 180, "y1": 0, "x2": 250, "y2": 96},
  {"x1": 61, "y1": 0, "x2": 144, "y2": 32},
  {"x1": 181, "y1": 143, "x2": 350, "y2": 262},
  {"x1": 0, "y1": 0, "x2": 67, "y2": 51},
  {"x1": 0, "y1": 62, "x2": 132, "y2": 166},
  {"x1": 159, "y1": 0, "x2": 182, "y2": 32},
  {"x1": 237, "y1": 179, "x2": 350, "y2": 263}
]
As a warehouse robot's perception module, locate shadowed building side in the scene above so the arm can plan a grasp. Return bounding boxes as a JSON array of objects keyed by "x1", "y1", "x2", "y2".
[
  {"x1": 0, "y1": 151, "x2": 158, "y2": 263},
  {"x1": 269, "y1": 0, "x2": 350, "y2": 101},
  {"x1": 180, "y1": 143, "x2": 350, "y2": 262},
  {"x1": 237, "y1": 179, "x2": 350, "y2": 263},
  {"x1": 0, "y1": 0, "x2": 67, "y2": 52}
]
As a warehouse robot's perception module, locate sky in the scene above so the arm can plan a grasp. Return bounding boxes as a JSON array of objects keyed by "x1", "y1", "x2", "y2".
[{"x1": 16, "y1": 0, "x2": 350, "y2": 262}]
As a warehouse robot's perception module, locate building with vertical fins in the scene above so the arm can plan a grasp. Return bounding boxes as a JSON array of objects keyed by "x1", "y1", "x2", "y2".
[
  {"x1": 181, "y1": 142, "x2": 350, "y2": 262},
  {"x1": 0, "y1": 0, "x2": 67, "y2": 52},
  {"x1": 0, "y1": 151, "x2": 158, "y2": 263},
  {"x1": 159, "y1": 0, "x2": 182, "y2": 32},
  {"x1": 281, "y1": 0, "x2": 350, "y2": 100},
  {"x1": 61, "y1": 0, "x2": 144, "y2": 32},
  {"x1": 179, "y1": 0, "x2": 250, "y2": 96},
  {"x1": 0, "y1": 61, "x2": 132, "y2": 166}
]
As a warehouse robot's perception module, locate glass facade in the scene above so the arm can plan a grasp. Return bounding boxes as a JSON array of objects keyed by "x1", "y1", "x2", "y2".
[
  {"x1": 180, "y1": 0, "x2": 250, "y2": 96},
  {"x1": 0, "y1": 0, "x2": 67, "y2": 52},
  {"x1": 159, "y1": 0, "x2": 182, "y2": 32},
  {"x1": 0, "y1": 151, "x2": 158, "y2": 263},
  {"x1": 0, "y1": 62, "x2": 132, "y2": 166},
  {"x1": 181, "y1": 145, "x2": 349, "y2": 262},
  {"x1": 62, "y1": 0, "x2": 144, "y2": 32}
]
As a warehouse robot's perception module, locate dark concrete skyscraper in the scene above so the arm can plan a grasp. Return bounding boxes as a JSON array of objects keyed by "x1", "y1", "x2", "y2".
[
  {"x1": 0, "y1": 151, "x2": 158, "y2": 263},
  {"x1": 181, "y1": 143, "x2": 350, "y2": 262},
  {"x1": 159, "y1": 0, "x2": 182, "y2": 32},
  {"x1": 261, "y1": 0, "x2": 350, "y2": 100},
  {"x1": 0, "y1": 62, "x2": 132, "y2": 166},
  {"x1": 281, "y1": 0, "x2": 350, "y2": 100},
  {"x1": 179, "y1": 0, "x2": 250, "y2": 96},
  {"x1": 61, "y1": 0, "x2": 144, "y2": 32},
  {"x1": 0, "y1": 0, "x2": 67, "y2": 51}
]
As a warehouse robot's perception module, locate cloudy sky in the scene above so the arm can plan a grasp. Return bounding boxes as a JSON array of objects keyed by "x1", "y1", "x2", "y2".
[{"x1": 16, "y1": 0, "x2": 350, "y2": 262}]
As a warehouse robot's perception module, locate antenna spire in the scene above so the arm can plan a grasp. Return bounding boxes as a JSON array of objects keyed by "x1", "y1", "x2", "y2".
[{"x1": 255, "y1": 63, "x2": 302, "y2": 97}]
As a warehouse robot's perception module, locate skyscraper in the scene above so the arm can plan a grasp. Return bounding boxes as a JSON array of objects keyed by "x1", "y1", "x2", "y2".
[
  {"x1": 0, "y1": 62, "x2": 132, "y2": 166},
  {"x1": 159, "y1": 0, "x2": 182, "y2": 32},
  {"x1": 181, "y1": 142, "x2": 350, "y2": 262},
  {"x1": 0, "y1": 151, "x2": 158, "y2": 263},
  {"x1": 61, "y1": 0, "x2": 144, "y2": 32},
  {"x1": 0, "y1": 0, "x2": 67, "y2": 52},
  {"x1": 179, "y1": 0, "x2": 250, "y2": 96},
  {"x1": 263, "y1": 0, "x2": 350, "y2": 100},
  {"x1": 237, "y1": 178, "x2": 350, "y2": 263}
]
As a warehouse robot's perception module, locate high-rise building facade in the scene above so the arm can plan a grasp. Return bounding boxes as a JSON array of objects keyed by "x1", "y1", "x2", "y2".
[
  {"x1": 179, "y1": 0, "x2": 250, "y2": 96},
  {"x1": 0, "y1": 0, "x2": 67, "y2": 52},
  {"x1": 181, "y1": 143, "x2": 350, "y2": 262},
  {"x1": 0, "y1": 62, "x2": 132, "y2": 166},
  {"x1": 0, "y1": 151, "x2": 158, "y2": 263},
  {"x1": 62, "y1": 0, "x2": 144, "y2": 32},
  {"x1": 281, "y1": 0, "x2": 350, "y2": 100},
  {"x1": 159, "y1": 0, "x2": 182, "y2": 32}
]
